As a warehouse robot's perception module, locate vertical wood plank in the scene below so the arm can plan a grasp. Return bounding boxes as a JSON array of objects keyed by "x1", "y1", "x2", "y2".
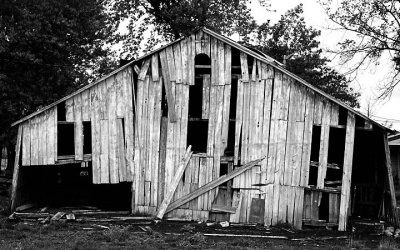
[
  {"x1": 90, "y1": 84, "x2": 101, "y2": 184},
  {"x1": 81, "y1": 90, "x2": 91, "y2": 121},
  {"x1": 21, "y1": 122, "x2": 30, "y2": 166},
  {"x1": 10, "y1": 125, "x2": 22, "y2": 211},
  {"x1": 338, "y1": 112, "x2": 355, "y2": 231},
  {"x1": 317, "y1": 100, "x2": 331, "y2": 189},
  {"x1": 100, "y1": 119, "x2": 110, "y2": 183},
  {"x1": 107, "y1": 76, "x2": 119, "y2": 184},
  {"x1": 240, "y1": 52, "x2": 249, "y2": 82},
  {"x1": 74, "y1": 94, "x2": 83, "y2": 160},
  {"x1": 65, "y1": 98, "x2": 74, "y2": 122},
  {"x1": 159, "y1": 50, "x2": 177, "y2": 122},
  {"x1": 383, "y1": 132, "x2": 399, "y2": 225}
]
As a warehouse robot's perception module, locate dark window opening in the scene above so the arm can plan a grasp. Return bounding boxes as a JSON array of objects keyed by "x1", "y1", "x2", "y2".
[
  {"x1": 220, "y1": 163, "x2": 228, "y2": 187},
  {"x1": 325, "y1": 127, "x2": 346, "y2": 185},
  {"x1": 309, "y1": 126, "x2": 321, "y2": 186},
  {"x1": 57, "y1": 122, "x2": 75, "y2": 156},
  {"x1": 161, "y1": 79, "x2": 168, "y2": 117},
  {"x1": 195, "y1": 53, "x2": 211, "y2": 65},
  {"x1": 310, "y1": 126, "x2": 321, "y2": 162},
  {"x1": 57, "y1": 101, "x2": 66, "y2": 121},
  {"x1": 338, "y1": 106, "x2": 347, "y2": 126},
  {"x1": 225, "y1": 121, "x2": 236, "y2": 156},
  {"x1": 247, "y1": 56, "x2": 254, "y2": 76},
  {"x1": 231, "y1": 48, "x2": 241, "y2": 75},
  {"x1": 83, "y1": 121, "x2": 92, "y2": 154},
  {"x1": 187, "y1": 120, "x2": 208, "y2": 153},
  {"x1": 318, "y1": 192, "x2": 329, "y2": 221},
  {"x1": 187, "y1": 53, "x2": 211, "y2": 153},
  {"x1": 189, "y1": 76, "x2": 204, "y2": 118},
  {"x1": 229, "y1": 78, "x2": 238, "y2": 119},
  {"x1": 18, "y1": 164, "x2": 132, "y2": 210}
]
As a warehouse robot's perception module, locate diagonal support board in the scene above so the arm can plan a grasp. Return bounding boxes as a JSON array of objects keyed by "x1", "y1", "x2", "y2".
[
  {"x1": 165, "y1": 157, "x2": 265, "y2": 214},
  {"x1": 156, "y1": 146, "x2": 192, "y2": 219}
]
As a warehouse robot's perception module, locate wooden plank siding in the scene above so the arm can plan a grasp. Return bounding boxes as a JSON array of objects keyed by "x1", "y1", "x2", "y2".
[{"x1": 14, "y1": 29, "x2": 371, "y2": 231}]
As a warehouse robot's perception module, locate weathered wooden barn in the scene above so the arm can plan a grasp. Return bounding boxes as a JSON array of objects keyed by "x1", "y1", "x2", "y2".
[{"x1": 10, "y1": 28, "x2": 398, "y2": 231}]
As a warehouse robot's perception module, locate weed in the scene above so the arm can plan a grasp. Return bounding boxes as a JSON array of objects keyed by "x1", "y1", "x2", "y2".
[
  {"x1": 177, "y1": 232, "x2": 206, "y2": 247},
  {"x1": 379, "y1": 237, "x2": 400, "y2": 250},
  {"x1": 180, "y1": 224, "x2": 196, "y2": 234},
  {"x1": 102, "y1": 225, "x2": 130, "y2": 242}
]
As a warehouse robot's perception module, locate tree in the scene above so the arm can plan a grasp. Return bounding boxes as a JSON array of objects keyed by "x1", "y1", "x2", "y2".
[
  {"x1": 110, "y1": 0, "x2": 266, "y2": 59},
  {"x1": 248, "y1": 4, "x2": 360, "y2": 107},
  {"x1": 0, "y1": 0, "x2": 118, "y2": 149},
  {"x1": 321, "y1": 0, "x2": 400, "y2": 98}
]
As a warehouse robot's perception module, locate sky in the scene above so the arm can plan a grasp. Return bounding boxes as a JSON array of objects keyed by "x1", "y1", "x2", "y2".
[{"x1": 249, "y1": 0, "x2": 400, "y2": 130}]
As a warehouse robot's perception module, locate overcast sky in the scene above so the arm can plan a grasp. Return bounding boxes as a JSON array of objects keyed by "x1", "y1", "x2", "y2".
[{"x1": 249, "y1": 0, "x2": 400, "y2": 130}]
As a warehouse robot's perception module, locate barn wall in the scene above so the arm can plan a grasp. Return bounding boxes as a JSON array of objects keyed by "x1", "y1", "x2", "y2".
[
  {"x1": 19, "y1": 67, "x2": 135, "y2": 185},
  {"x1": 21, "y1": 107, "x2": 57, "y2": 166}
]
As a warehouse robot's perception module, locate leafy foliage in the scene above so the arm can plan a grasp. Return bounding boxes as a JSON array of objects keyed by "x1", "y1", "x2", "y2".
[
  {"x1": 321, "y1": 0, "x2": 400, "y2": 98},
  {"x1": 249, "y1": 4, "x2": 360, "y2": 107},
  {"x1": 0, "y1": 0, "x2": 118, "y2": 147},
  {"x1": 110, "y1": 0, "x2": 265, "y2": 59}
]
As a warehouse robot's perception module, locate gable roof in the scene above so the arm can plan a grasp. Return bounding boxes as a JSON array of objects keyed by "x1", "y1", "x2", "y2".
[{"x1": 12, "y1": 28, "x2": 388, "y2": 131}]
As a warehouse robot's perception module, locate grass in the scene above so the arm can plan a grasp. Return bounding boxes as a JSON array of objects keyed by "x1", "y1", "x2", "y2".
[{"x1": 0, "y1": 220, "x2": 399, "y2": 249}]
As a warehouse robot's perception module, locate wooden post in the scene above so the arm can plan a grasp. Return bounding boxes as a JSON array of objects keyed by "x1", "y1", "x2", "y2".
[
  {"x1": 383, "y1": 132, "x2": 399, "y2": 225},
  {"x1": 10, "y1": 125, "x2": 23, "y2": 211},
  {"x1": 338, "y1": 112, "x2": 355, "y2": 231}
]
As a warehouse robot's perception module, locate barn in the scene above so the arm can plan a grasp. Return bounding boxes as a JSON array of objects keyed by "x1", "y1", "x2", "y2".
[{"x1": 9, "y1": 28, "x2": 398, "y2": 231}]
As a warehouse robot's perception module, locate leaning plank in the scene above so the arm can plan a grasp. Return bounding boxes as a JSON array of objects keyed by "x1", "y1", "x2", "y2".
[
  {"x1": 338, "y1": 113, "x2": 355, "y2": 231},
  {"x1": 10, "y1": 125, "x2": 22, "y2": 211},
  {"x1": 156, "y1": 146, "x2": 193, "y2": 219},
  {"x1": 138, "y1": 58, "x2": 151, "y2": 80},
  {"x1": 165, "y1": 157, "x2": 265, "y2": 214},
  {"x1": 383, "y1": 132, "x2": 399, "y2": 225}
]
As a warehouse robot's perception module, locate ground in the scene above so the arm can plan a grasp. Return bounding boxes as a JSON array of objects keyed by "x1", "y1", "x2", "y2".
[{"x1": 1, "y1": 178, "x2": 400, "y2": 249}]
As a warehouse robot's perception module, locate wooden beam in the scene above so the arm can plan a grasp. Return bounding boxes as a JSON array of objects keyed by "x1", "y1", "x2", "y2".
[
  {"x1": 383, "y1": 132, "x2": 399, "y2": 225},
  {"x1": 165, "y1": 157, "x2": 265, "y2": 214},
  {"x1": 155, "y1": 146, "x2": 192, "y2": 219},
  {"x1": 338, "y1": 113, "x2": 355, "y2": 231},
  {"x1": 10, "y1": 125, "x2": 23, "y2": 211}
]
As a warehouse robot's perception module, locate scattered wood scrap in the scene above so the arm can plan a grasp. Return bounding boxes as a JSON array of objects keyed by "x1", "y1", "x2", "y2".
[
  {"x1": 66, "y1": 213, "x2": 75, "y2": 221},
  {"x1": 51, "y1": 212, "x2": 66, "y2": 221},
  {"x1": 13, "y1": 212, "x2": 50, "y2": 219},
  {"x1": 72, "y1": 210, "x2": 129, "y2": 215},
  {"x1": 16, "y1": 203, "x2": 36, "y2": 212}
]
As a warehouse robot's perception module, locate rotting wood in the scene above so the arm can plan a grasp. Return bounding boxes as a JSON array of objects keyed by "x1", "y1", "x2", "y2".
[
  {"x1": 156, "y1": 146, "x2": 193, "y2": 219},
  {"x1": 165, "y1": 157, "x2": 265, "y2": 214}
]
